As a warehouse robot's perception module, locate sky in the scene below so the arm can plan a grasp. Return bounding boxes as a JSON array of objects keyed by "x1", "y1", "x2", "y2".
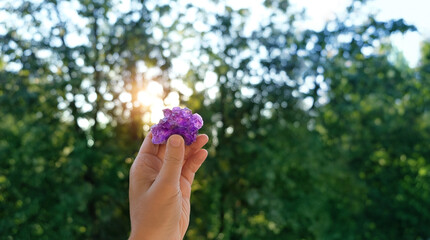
[
  {"x1": 289, "y1": 0, "x2": 430, "y2": 67},
  {"x1": 1, "y1": 0, "x2": 428, "y2": 125},
  {"x1": 226, "y1": 0, "x2": 430, "y2": 67},
  {"x1": 1, "y1": 0, "x2": 428, "y2": 67}
]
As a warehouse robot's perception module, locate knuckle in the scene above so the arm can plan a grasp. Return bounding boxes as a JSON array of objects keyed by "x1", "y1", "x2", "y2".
[{"x1": 165, "y1": 154, "x2": 182, "y2": 164}]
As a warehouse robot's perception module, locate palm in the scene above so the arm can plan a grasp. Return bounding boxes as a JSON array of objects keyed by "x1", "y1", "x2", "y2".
[
  {"x1": 140, "y1": 150, "x2": 200, "y2": 236},
  {"x1": 130, "y1": 133, "x2": 208, "y2": 240}
]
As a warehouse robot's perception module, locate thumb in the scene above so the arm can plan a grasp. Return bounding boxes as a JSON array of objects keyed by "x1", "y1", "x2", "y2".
[{"x1": 158, "y1": 135, "x2": 185, "y2": 186}]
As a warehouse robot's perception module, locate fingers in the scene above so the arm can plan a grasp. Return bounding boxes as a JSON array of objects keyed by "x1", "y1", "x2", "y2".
[
  {"x1": 181, "y1": 149, "x2": 208, "y2": 185},
  {"x1": 157, "y1": 135, "x2": 185, "y2": 186},
  {"x1": 185, "y1": 134, "x2": 209, "y2": 159},
  {"x1": 157, "y1": 134, "x2": 208, "y2": 161},
  {"x1": 137, "y1": 132, "x2": 159, "y2": 156},
  {"x1": 132, "y1": 132, "x2": 159, "y2": 174},
  {"x1": 180, "y1": 149, "x2": 208, "y2": 199},
  {"x1": 156, "y1": 144, "x2": 167, "y2": 160}
]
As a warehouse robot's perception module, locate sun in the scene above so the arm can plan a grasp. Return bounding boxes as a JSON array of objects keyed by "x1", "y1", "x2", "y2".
[{"x1": 137, "y1": 81, "x2": 180, "y2": 124}]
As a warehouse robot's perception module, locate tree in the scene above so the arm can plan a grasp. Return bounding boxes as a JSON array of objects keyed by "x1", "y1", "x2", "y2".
[
  {"x1": 0, "y1": 0, "x2": 177, "y2": 238},
  {"x1": 314, "y1": 18, "x2": 430, "y2": 239},
  {"x1": 185, "y1": 1, "x2": 429, "y2": 239},
  {"x1": 1, "y1": 0, "x2": 429, "y2": 239}
]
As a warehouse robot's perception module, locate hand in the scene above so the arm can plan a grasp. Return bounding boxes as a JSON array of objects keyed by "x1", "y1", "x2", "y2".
[{"x1": 129, "y1": 133, "x2": 209, "y2": 240}]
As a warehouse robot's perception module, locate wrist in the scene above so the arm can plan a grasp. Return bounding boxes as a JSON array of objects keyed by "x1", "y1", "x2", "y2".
[{"x1": 129, "y1": 231, "x2": 176, "y2": 240}]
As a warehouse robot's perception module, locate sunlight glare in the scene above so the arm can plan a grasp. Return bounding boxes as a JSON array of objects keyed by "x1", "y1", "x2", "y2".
[{"x1": 137, "y1": 81, "x2": 180, "y2": 124}]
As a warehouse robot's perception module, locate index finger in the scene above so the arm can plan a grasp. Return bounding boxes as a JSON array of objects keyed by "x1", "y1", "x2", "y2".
[{"x1": 137, "y1": 132, "x2": 159, "y2": 157}]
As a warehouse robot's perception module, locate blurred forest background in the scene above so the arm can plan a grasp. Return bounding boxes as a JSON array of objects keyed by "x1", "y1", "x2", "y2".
[{"x1": 1, "y1": 0, "x2": 430, "y2": 239}]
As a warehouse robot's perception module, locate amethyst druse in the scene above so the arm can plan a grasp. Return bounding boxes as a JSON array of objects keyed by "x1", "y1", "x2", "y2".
[{"x1": 151, "y1": 107, "x2": 203, "y2": 145}]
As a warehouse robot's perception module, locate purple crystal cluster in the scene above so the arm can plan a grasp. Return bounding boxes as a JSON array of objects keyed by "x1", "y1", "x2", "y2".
[{"x1": 151, "y1": 107, "x2": 203, "y2": 145}]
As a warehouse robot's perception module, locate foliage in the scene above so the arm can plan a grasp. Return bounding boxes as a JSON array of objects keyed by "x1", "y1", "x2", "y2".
[
  {"x1": 1, "y1": 0, "x2": 429, "y2": 239},
  {"x1": 0, "y1": 0, "x2": 174, "y2": 238}
]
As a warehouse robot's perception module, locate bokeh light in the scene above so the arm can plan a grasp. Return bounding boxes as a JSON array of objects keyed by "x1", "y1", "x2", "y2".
[{"x1": 137, "y1": 81, "x2": 180, "y2": 123}]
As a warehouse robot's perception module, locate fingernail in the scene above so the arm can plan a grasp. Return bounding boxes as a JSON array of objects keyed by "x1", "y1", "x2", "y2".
[{"x1": 169, "y1": 135, "x2": 181, "y2": 147}]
